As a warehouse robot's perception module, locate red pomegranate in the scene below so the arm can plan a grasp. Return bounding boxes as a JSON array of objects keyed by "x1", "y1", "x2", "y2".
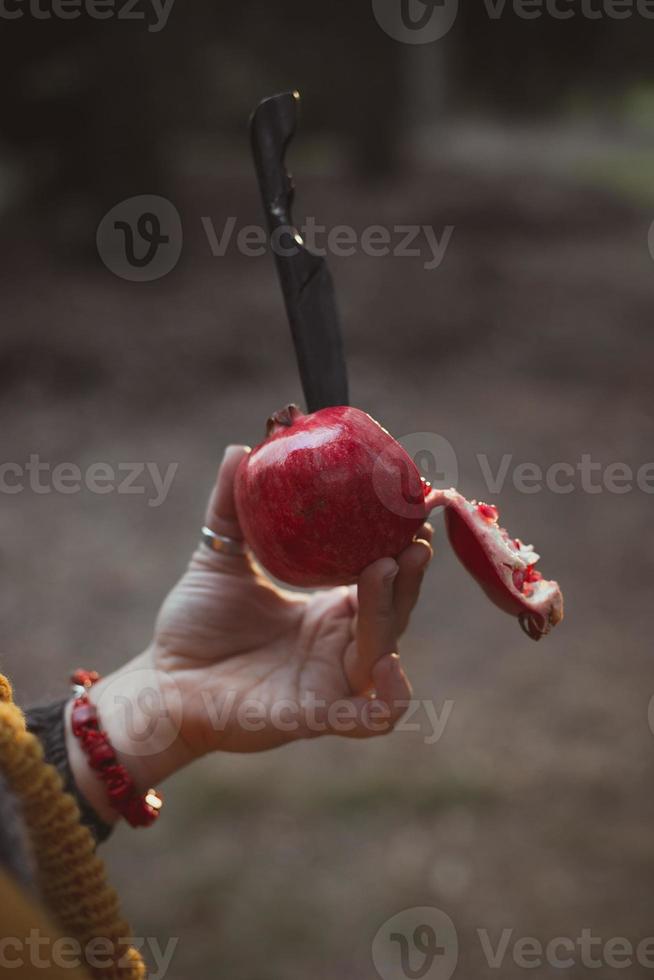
[
  {"x1": 235, "y1": 403, "x2": 564, "y2": 639},
  {"x1": 234, "y1": 404, "x2": 428, "y2": 587}
]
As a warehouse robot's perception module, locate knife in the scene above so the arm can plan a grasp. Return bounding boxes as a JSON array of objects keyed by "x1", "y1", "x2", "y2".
[{"x1": 250, "y1": 90, "x2": 349, "y2": 413}]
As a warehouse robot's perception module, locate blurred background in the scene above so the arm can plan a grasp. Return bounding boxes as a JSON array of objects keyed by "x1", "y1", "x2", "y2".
[{"x1": 1, "y1": 2, "x2": 654, "y2": 977}]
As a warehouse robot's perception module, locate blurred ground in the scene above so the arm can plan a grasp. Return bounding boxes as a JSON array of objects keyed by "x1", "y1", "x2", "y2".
[{"x1": 1, "y1": 143, "x2": 653, "y2": 978}]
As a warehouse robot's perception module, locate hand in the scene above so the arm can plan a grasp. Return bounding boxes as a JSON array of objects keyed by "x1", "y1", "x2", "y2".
[{"x1": 67, "y1": 446, "x2": 433, "y2": 822}]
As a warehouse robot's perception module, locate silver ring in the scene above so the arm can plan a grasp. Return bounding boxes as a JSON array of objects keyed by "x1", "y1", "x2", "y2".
[{"x1": 201, "y1": 526, "x2": 247, "y2": 556}]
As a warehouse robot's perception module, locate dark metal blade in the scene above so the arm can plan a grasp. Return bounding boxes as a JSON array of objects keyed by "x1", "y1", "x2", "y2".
[{"x1": 250, "y1": 90, "x2": 349, "y2": 413}]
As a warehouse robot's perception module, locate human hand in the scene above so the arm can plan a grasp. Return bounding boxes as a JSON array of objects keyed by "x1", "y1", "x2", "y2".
[{"x1": 68, "y1": 446, "x2": 433, "y2": 821}]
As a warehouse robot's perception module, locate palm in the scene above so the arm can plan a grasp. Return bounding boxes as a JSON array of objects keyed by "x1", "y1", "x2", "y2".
[
  {"x1": 148, "y1": 444, "x2": 432, "y2": 757},
  {"x1": 152, "y1": 559, "x2": 358, "y2": 752}
]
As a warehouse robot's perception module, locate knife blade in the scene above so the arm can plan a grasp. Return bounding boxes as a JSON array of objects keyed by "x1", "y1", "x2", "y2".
[{"x1": 250, "y1": 90, "x2": 349, "y2": 413}]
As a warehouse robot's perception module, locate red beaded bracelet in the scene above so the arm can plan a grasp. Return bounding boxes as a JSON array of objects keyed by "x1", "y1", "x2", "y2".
[{"x1": 70, "y1": 668, "x2": 163, "y2": 828}]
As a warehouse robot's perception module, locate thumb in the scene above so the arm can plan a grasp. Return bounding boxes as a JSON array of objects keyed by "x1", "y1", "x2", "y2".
[
  {"x1": 191, "y1": 444, "x2": 251, "y2": 573},
  {"x1": 204, "y1": 444, "x2": 249, "y2": 539}
]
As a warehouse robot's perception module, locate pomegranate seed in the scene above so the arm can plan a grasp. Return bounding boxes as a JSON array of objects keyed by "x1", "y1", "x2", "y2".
[
  {"x1": 478, "y1": 503, "x2": 499, "y2": 523},
  {"x1": 512, "y1": 564, "x2": 541, "y2": 596}
]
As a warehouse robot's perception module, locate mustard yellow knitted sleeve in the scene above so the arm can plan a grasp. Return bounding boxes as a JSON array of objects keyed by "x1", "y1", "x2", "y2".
[{"x1": 0, "y1": 674, "x2": 147, "y2": 980}]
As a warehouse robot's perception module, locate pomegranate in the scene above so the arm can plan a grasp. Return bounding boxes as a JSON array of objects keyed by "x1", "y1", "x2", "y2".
[
  {"x1": 234, "y1": 404, "x2": 427, "y2": 587},
  {"x1": 235, "y1": 403, "x2": 564, "y2": 639}
]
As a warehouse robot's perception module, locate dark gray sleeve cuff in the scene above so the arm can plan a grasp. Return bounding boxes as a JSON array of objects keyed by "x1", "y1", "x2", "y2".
[{"x1": 26, "y1": 699, "x2": 113, "y2": 844}]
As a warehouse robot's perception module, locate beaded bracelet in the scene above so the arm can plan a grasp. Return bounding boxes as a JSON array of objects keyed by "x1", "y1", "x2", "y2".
[{"x1": 70, "y1": 668, "x2": 163, "y2": 828}]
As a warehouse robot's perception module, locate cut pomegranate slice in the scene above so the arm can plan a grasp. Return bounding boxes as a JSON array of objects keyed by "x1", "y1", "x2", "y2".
[{"x1": 426, "y1": 488, "x2": 564, "y2": 641}]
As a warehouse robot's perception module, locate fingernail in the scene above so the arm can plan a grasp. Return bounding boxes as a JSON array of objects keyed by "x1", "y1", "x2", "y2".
[
  {"x1": 414, "y1": 524, "x2": 434, "y2": 544},
  {"x1": 384, "y1": 565, "x2": 399, "y2": 584},
  {"x1": 223, "y1": 444, "x2": 250, "y2": 462},
  {"x1": 417, "y1": 547, "x2": 432, "y2": 567}
]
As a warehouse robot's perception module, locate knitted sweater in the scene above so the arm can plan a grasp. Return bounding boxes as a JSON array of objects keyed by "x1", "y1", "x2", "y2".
[
  {"x1": 0, "y1": 681, "x2": 145, "y2": 978},
  {"x1": 0, "y1": 699, "x2": 111, "y2": 890}
]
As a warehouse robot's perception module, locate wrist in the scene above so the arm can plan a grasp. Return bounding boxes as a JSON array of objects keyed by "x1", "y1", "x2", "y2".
[{"x1": 65, "y1": 651, "x2": 193, "y2": 826}]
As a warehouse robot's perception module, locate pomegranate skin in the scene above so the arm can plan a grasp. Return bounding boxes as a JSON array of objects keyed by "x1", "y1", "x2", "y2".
[
  {"x1": 426, "y1": 487, "x2": 564, "y2": 641},
  {"x1": 235, "y1": 404, "x2": 428, "y2": 587}
]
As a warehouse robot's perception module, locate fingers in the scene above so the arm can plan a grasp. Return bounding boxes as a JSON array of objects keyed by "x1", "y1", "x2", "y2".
[
  {"x1": 204, "y1": 445, "x2": 250, "y2": 539},
  {"x1": 343, "y1": 523, "x2": 433, "y2": 692},
  {"x1": 331, "y1": 653, "x2": 413, "y2": 739},
  {"x1": 344, "y1": 557, "x2": 399, "y2": 694},
  {"x1": 393, "y1": 528, "x2": 433, "y2": 636},
  {"x1": 414, "y1": 521, "x2": 434, "y2": 546}
]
